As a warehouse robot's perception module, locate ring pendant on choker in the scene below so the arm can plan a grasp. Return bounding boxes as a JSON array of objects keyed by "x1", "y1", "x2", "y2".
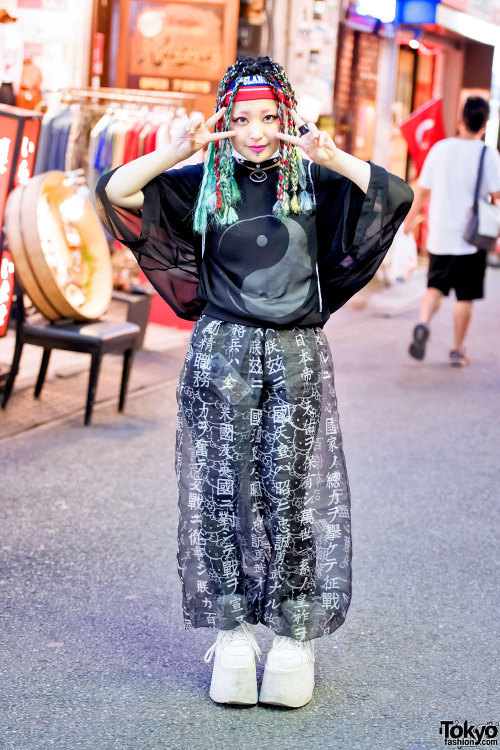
[
  {"x1": 234, "y1": 155, "x2": 279, "y2": 183},
  {"x1": 249, "y1": 169, "x2": 268, "y2": 183}
]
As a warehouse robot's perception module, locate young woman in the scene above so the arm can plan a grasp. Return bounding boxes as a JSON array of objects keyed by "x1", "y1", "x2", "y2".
[{"x1": 96, "y1": 56, "x2": 413, "y2": 709}]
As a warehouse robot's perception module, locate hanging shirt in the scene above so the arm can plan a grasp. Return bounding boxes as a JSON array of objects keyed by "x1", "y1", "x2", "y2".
[
  {"x1": 33, "y1": 109, "x2": 65, "y2": 175},
  {"x1": 65, "y1": 107, "x2": 103, "y2": 173},
  {"x1": 103, "y1": 121, "x2": 119, "y2": 170},
  {"x1": 155, "y1": 122, "x2": 170, "y2": 151},
  {"x1": 88, "y1": 114, "x2": 113, "y2": 197},
  {"x1": 123, "y1": 123, "x2": 139, "y2": 164},
  {"x1": 138, "y1": 124, "x2": 152, "y2": 158},
  {"x1": 143, "y1": 123, "x2": 159, "y2": 155},
  {"x1": 127, "y1": 121, "x2": 147, "y2": 162},
  {"x1": 95, "y1": 157, "x2": 413, "y2": 325},
  {"x1": 46, "y1": 109, "x2": 74, "y2": 171},
  {"x1": 111, "y1": 122, "x2": 129, "y2": 170}
]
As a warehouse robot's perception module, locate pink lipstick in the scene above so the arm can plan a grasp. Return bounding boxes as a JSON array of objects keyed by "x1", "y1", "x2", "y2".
[{"x1": 248, "y1": 146, "x2": 266, "y2": 153}]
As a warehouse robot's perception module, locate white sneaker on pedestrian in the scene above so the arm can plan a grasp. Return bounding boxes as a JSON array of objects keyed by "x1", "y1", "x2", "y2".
[
  {"x1": 203, "y1": 621, "x2": 262, "y2": 705},
  {"x1": 259, "y1": 635, "x2": 315, "y2": 708}
]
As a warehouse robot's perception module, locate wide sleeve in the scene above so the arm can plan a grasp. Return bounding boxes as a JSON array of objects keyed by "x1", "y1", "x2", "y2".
[
  {"x1": 95, "y1": 163, "x2": 205, "y2": 320},
  {"x1": 313, "y1": 161, "x2": 414, "y2": 314}
]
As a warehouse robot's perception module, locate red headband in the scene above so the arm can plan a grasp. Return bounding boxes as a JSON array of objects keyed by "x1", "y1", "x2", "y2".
[{"x1": 223, "y1": 75, "x2": 282, "y2": 107}]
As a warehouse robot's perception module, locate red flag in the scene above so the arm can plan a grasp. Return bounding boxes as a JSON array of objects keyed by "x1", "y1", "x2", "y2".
[{"x1": 400, "y1": 98, "x2": 446, "y2": 174}]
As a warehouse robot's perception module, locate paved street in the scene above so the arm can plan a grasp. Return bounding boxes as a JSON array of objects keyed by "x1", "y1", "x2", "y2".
[{"x1": 1, "y1": 269, "x2": 499, "y2": 750}]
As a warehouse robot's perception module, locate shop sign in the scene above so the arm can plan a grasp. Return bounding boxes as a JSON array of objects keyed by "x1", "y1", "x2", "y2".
[
  {"x1": 441, "y1": 0, "x2": 468, "y2": 9},
  {"x1": 127, "y1": 1, "x2": 225, "y2": 93},
  {"x1": 0, "y1": 116, "x2": 18, "y2": 237},
  {"x1": 0, "y1": 250, "x2": 14, "y2": 339},
  {"x1": 0, "y1": 106, "x2": 42, "y2": 338},
  {"x1": 93, "y1": 33, "x2": 105, "y2": 77},
  {"x1": 355, "y1": 0, "x2": 396, "y2": 23},
  {"x1": 441, "y1": 0, "x2": 500, "y2": 23},
  {"x1": 0, "y1": 109, "x2": 42, "y2": 227},
  {"x1": 397, "y1": 0, "x2": 438, "y2": 24},
  {"x1": 17, "y1": 0, "x2": 68, "y2": 9},
  {"x1": 15, "y1": 119, "x2": 39, "y2": 188}
]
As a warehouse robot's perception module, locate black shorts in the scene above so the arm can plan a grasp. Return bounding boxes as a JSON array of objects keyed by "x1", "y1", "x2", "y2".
[{"x1": 427, "y1": 250, "x2": 487, "y2": 301}]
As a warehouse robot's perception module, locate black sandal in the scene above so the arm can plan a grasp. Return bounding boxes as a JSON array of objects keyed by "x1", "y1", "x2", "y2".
[{"x1": 409, "y1": 324, "x2": 430, "y2": 360}]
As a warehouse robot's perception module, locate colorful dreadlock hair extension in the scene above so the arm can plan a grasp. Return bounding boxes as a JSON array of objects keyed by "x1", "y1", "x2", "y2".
[{"x1": 193, "y1": 56, "x2": 314, "y2": 234}]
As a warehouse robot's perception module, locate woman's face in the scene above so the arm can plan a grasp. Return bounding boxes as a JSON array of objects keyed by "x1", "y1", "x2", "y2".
[{"x1": 229, "y1": 98, "x2": 281, "y2": 162}]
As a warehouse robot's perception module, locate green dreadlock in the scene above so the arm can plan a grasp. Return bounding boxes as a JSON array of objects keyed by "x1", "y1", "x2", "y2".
[{"x1": 193, "y1": 56, "x2": 314, "y2": 234}]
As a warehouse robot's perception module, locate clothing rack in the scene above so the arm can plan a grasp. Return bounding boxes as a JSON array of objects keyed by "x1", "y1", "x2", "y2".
[
  {"x1": 56, "y1": 86, "x2": 198, "y2": 109},
  {"x1": 34, "y1": 86, "x2": 203, "y2": 193}
]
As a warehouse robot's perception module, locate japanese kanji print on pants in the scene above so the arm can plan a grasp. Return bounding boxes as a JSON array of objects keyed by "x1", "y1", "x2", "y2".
[{"x1": 175, "y1": 314, "x2": 352, "y2": 641}]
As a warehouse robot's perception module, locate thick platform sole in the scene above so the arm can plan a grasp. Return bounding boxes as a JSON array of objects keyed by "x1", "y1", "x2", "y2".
[
  {"x1": 259, "y1": 661, "x2": 315, "y2": 708},
  {"x1": 209, "y1": 659, "x2": 258, "y2": 705}
]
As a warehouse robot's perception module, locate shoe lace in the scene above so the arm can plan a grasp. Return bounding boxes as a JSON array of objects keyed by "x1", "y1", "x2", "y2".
[
  {"x1": 273, "y1": 635, "x2": 315, "y2": 663},
  {"x1": 203, "y1": 621, "x2": 262, "y2": 664}
]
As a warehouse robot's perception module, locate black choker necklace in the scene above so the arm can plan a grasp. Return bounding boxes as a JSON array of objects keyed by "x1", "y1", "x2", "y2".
[{"x1": 233, "y1": 154, "x2": 279, "y2": 183}]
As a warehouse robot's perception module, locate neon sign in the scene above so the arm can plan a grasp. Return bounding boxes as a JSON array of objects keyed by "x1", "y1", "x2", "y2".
[{"x1": 355, "y1": 0, "x2": 396, "y2": 22}]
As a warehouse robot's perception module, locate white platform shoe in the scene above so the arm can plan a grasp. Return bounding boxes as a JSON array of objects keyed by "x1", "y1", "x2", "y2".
[
  {"x1": 259, "y1": 635, "x2": 315, "y2": 708},
  {"x1": 203, "y1": 621, "x2": 262, "y2": 705}
]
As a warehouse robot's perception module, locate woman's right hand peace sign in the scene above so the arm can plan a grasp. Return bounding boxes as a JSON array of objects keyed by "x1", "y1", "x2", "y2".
[{"x1": 177, "y1": 107, "x2": 236, "y2": 160}]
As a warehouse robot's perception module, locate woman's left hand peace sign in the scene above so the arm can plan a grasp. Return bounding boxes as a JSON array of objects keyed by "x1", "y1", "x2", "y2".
[{"x1": 277, "y1": 109, "x2": 339, "y2": 168}]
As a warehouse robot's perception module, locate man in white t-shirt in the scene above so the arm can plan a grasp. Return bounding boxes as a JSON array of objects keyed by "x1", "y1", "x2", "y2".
[{"x1": 404, "y1": 97, "x2": 500, "y2": 366}]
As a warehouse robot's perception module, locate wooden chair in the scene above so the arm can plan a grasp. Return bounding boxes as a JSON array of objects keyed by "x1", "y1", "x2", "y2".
[{"x1": 2, "y1": 285, "x2": 141, "y2": 425}]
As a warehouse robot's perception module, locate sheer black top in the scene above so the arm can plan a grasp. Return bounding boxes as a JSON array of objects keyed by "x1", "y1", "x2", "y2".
[{"x1": 95, "y1": 157, "x2": 413, "y2": 327}]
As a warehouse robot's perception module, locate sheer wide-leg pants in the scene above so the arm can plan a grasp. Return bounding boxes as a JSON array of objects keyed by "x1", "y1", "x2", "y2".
[{"x1": 175, "y1": 314, "x2": 352, "y2": 641}]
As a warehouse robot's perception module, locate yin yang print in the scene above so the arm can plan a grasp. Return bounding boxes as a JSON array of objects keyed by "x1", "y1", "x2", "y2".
[{"x1": 197, "y1": 160, "x2": 327, "y2": 331}]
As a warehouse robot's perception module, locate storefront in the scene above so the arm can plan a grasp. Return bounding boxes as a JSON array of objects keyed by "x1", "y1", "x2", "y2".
[
  {"x1": 271, "y1": 0, "x2": 341, "y2": 127},
  {"x1": 333, "y1": 0, "x2": 499, "y2": 179},
  {"x1": 333, "y1": 13, "x2": 382, "y2": 162},
  {"x1": 390, "y1": 0, "x2": 499, "y2": 180},
  {"x1": 1, "y1": 0, "x2": 94, "y2": 96},
  {"x1": 0, "y1": 1, "x2": 240, "y2": 330},
  {"x1": 89, "y1": 0, "x2": 238, "y2": 122}
]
